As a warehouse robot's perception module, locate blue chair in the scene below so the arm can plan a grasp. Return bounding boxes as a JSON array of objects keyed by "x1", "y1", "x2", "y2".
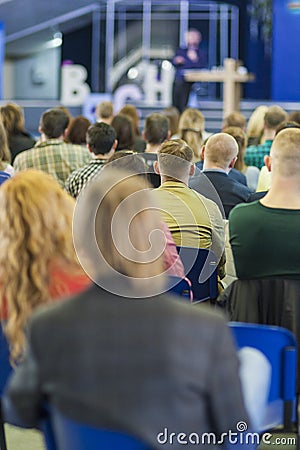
[
  {"x1": 0, "y1": 172, "x2": 10, "y2": 186},
  {"x1": 229, "y1": 322, "x2": 298, "y2": 434},
  {"x1": 167, "y1": 276, "x2": 193, "y2": 301},
  {"x1": 176, "y1": 247, "x2": 218, "y2": 302},
  {"x1": 42, "y1": 408, "x2": 151, "y2": 450}
]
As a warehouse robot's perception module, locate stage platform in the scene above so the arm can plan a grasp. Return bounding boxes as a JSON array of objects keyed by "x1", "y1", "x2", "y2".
[{"x1": 1, "y1": 99, "x2": 300, "y2": 136}]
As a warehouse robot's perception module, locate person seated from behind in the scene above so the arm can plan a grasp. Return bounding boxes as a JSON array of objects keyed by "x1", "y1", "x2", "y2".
[
  {"x1": 244, "y1": 105, "x2": 287, "y2": 169},
  {"x1": 162, "y1": 106, "x2": 180, "y2": 138},
  {"x1": 178, "y1": 108, "x2": 205, "y2": 163},
  {"x1": 246, "y1": 105, "x2": 269, "y2": 147},
  {"x1": 229, "y1": 128, "x2": 300, "y2": 280},
  {"x1": 153, "y1": 139, "x2": 226, "y2": 280},
  {"x1": 96, "y1": 101, "x2": 114, "y2": 125},
  {"x1": 222, "y1": 111, "x2": 246, "y2": 131},
  {"x1": 0, "y1": 170, "x2": 90, "y2": 363},
  {"x1": 13, "y1": 108, "x2": 91, "y2": 186},
  {"x1": 65, "y1": 116, "x2": 91, "y2": 146},
  {"x1": 65, "y1": 122, "x2": 117, "y2": 198},
  {"x1": 0, "y1": 121, "x2": 14, "y2": 176},
  {"x1": 140, "y1": 113, "x2": 170, "y2": 187},
  {"x1": 119, "y1": 105, "x2": 146, "y2": 152},
  {"x1": 0, "y1": 102, "x2": 36, "y2": 163},
  {"x1": 256, "y1": 121, "x2": 300, "y2": 192},
  {"x1": 223, "y1": 126, "x2": 260, "y2": 192},
  {"x1": 111, "y1": 114, "x2": 135, "y2": 151},
  {"x1": 103, "y1": 151, "x2": 184, "y2": 278},
  {"x1": 190, "y1": 133, "x2": 260, "y2": 219},
  {"x1": 4, "y1": 169, "x2": 250, "y2": 448}
]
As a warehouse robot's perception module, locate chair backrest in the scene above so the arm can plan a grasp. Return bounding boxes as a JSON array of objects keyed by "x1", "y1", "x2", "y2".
[
  {"x1": 167, "y1": 276, "x2": 193, "y2": 301},
  {"x1": 43, "y1": 408, "x2": 151, "y2": 450},
  {"x1": 0, "y1": 325, "x2": 12, "y2": 396},
  {"x1": 0, "y1": 172, "x2": 10, "y2": 186},
  {"x1": 229, "y1": 322, "x2": 297, "y2": 402},
  {"x1": 176, "y1": 246, "x2": 218, "y2": 302}
]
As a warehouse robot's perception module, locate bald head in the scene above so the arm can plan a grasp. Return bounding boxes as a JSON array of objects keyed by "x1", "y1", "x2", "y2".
[
  {"x1": 204, "y1": 133, "x2": 239, "y2": 171},
  {"x1": 270, "y1": 128, "x2": 300, "y2": 177}
]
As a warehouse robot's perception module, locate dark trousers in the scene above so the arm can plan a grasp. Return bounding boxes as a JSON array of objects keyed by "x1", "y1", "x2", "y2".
[{"x1": 172, "y1": 79, "x2": 192, "y2": 113}]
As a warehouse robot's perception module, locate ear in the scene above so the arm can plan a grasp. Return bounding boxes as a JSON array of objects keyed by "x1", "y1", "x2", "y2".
[
  {"x1": 153, "y1": 160, "x2": 160, "y2": 174},
  {"x1": 228, "y1": 156, "x2": 237, "y2": 169},
  {"x1": 112, "y1": 139, "x2": 118, "y2": 151},
  {"x1": 62, "y1": 128, "x2": 68, "y2": 139},
  {"x1": 87, "y1": 144, "x2": 93, "y2": 154},
  {"x1": 142, "y1": 130, "x2": 146, "y2": 141},
  {"x1": 264, "y1": 155, "x2": 272, "y2": 172},
  {"x1": 189, "y1": 163, "x2": 195, "y2": 177},
  {"x1": 38, "y1": 125, "x2": 43, "y2": 135},
  {"x1": 166, "y1": 130, "x2": 171, "y2": 141},
  {"x1": 200, "y1": 145, "x2": 205, "y2": 161}
]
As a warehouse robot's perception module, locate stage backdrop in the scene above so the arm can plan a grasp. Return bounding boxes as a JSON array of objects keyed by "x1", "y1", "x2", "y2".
[
  {"x1": 272, "y1": 0, "x2": 300, "y2": 101},
  {"x1": 0, "y1": 22, "x2": 4, "y2": 99}
]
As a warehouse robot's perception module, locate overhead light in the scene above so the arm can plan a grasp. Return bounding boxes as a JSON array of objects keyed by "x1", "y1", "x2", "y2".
[{"x1": 46, "y1": 31, "x2": 63, "y2": 48}]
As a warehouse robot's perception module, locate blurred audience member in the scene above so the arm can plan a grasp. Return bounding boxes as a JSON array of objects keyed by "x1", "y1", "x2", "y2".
[
  {"x1": 178, "y1": 108, "x2": 205, "y2": 162},
  {"x1": 4, "y1": 169, "x2": 249, "y2": 444},
  {"x1": 0, "y1": 121, "x2": 14, "y2": 175},
  {"x1": 65, "y1": 116, "x2": 91, "y2": 146},
  {"x1": 14, "y1": 108, "x2": 91, "y2": 186},
  {"x1": 119, "y1": 105, "x2": 146, "y2": 152},
  {"x1": 288, "y1": 111, "x2": 300, "y2": 125},
  {"x1": 0, "y1": 170, "x2": 90, "y2": 362},
  {"x1": 244, "y1": 106, "x2": 287, "y2": 169},
  {"x1": 140, "y1": 113, "x2": 170, "y2": 187},
  {"x1": 0, "y1": 102, "x2": 36, "y2": 163},
  {"x1": 162, "y1": 106, "x2": 180, "y2": 138},
  {"x1": 111, "y1": 114, "x2": 135, "y2": 151},
  {"x1": 246, "y1": 105, "x2": 268, "y2": 147},
  {"x1": 65, "y1": 122, "x2": 117, "y2": 198},
  {"x1": 222, "y1": 111, "x2": 246, "y2": 131},
  {"x1": 96, "y1": 101, "x2": 114, "y2": 125},
  {"x1": 223, "y1": 126, "x2": 259, "y2": 192}
]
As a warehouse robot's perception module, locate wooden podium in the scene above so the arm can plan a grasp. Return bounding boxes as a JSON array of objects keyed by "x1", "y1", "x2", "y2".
[{"x1": 184, "y1": 58, "x2": 255, "y2": 118}]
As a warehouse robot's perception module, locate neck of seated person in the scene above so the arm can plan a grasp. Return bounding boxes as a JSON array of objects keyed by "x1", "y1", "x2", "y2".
[{"x1": 260, "y1": 173, "x2": 300, "y2": 210}]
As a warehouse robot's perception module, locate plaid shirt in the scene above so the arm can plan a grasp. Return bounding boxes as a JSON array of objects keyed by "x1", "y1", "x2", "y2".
[
  {"x1": 64, "y1": 159, "x2": 107, "y2": 198},
  {"x1": 13, "y1": 140, "x2": 92, "y2": 186},
  {"x1": 244, "y1": 140, "x2": 273, "y2": 169}
]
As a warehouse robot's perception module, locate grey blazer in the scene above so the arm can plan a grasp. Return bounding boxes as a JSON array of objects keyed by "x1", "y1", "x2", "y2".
[{"x1": 5, "y1": 281, "x2": 249, "y2": 449}]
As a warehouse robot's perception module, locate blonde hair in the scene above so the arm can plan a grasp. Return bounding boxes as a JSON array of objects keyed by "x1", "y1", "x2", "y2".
[
  {"x1": 73, "y1": 170, "x2": 165, "y2": 294},
  {"x1": 96, "y1": 101, "x2": 114, "y2": 119},
  {"x1": 0, "y1": 170, "x2": 81, "y2": 362},
  {"x1": 247, "y1": 105, "x2": 269, "y2": 141},
  {"x1": 0, "y1": 121, "x2": 11, "y2": 169},
  {"x1": 271, "y1": 128, "x2": 300, "y2": 177},
  {"x1": 178, "y1": 108, "x2": 205, "y2": 161}
]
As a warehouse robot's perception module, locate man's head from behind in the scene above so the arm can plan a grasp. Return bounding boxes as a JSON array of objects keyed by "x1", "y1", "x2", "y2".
[
  {"x1": 143, "y1": 113, "x2": 169, "y2": 145},
  {"x1": 222, "y1": 111, "x2": 246, "y2": 130},
  {"x1": 39, "y1": 108, "x2": 70, "y2": 140},
  {"x1": 266, "y1": 128, "x2": 300, "y2": 178},
  {"x1": 203, "y1": 133, "x2": 238, "y2": 172},
  {"x1": 155, "y1": 139, "x2": 194, "y2": 183},
  {"x1": 86, "y1": 122, "x2": 117, "y2": 156},
  {"x1": 96, "y1": 101, "x2": 114, "y2": 123},
  {"x1": 264, "y1": 106, "x2": 288, "y2": 130}
]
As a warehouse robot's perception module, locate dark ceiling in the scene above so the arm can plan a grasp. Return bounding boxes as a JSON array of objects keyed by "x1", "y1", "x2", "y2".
[{"x1": 0, "y1": 0, "x2": 103, "y2": 57}]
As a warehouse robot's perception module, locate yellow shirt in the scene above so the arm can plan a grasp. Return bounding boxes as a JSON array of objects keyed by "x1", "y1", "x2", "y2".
[{"x1": 153, "y1": 181, "x2": 225, "y2": 277}]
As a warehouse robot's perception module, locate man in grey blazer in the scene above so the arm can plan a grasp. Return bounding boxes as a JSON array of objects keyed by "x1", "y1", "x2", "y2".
[{"x1": 4, "y1": 169, "x2": 250, "y2": 449}]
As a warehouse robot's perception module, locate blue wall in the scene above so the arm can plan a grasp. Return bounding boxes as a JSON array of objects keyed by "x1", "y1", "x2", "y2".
[{"x1": 272, "y1": 0, "x2": 300, "y2": 101}]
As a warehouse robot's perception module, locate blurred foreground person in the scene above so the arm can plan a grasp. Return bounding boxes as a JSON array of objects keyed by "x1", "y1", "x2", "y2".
[
  {"x1": 0, "y1": 170, "x2": 90, "y2": 362},
  {"x1": 4, "y1": 169, "x2": 250, "y2": 448}
]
